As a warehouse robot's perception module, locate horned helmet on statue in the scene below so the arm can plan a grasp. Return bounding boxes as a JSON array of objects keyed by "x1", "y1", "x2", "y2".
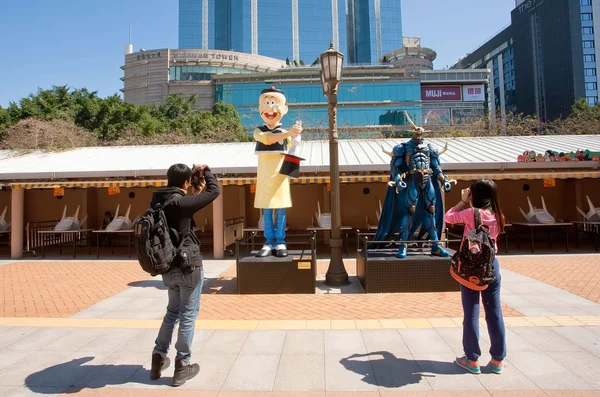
[
  {"x1": 382, "y1": 111, "x2": 449, "y2": 157},
  {"x1": 253, "y1": 86, "x2": 303, "y2": 258}
]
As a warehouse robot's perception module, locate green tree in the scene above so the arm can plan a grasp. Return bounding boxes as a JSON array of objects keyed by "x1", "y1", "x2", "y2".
[
  {"x1": 19, "y1": 85, "x2": 75, "y2": 121},
  {"x1": 211, "y1": 102, "x2": 248, "y2": 141},
  {"x1": 299, "y1": 59, "x2": 305, "y2": 66},
  {"x1": 286, "y1": 57, "x2": 291, "y2": 66},
  {"x1": 92, "y1": 94, "x2": 137, "y2": 140},
  {"x1": 311, "y1": 57, "x2": 320, "y2": 66},
  {"x1": 162, "y1": 93, "x2": 198, "y2": 118},
  {"x1": 0, "y1": 87, "x2": 252, "y2": 146},
  {"x1": 570, "y1": 97, "x2": 600, "y2": 119},
  {"x1": 72, "y1": 88, "x2": 102, "y2": 131},
  {"x1": 293, "y1": 59, "x2": 299, "y2": 67},
  {"x1": 572, "y1": 98, "x2": 593, "y2": 117},
  {"x1": 0, "y1": 107, "x2": 12, "y2": 140}
]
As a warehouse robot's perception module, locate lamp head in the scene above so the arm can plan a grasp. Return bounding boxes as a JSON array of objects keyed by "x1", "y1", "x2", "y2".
[{"x1": 320, "y1": 43, "x2": 344, "y2": 83}]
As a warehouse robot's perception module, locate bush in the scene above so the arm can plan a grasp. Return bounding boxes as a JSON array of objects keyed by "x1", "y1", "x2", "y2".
[
  {"x1": 1, "y1": 118, "x2": 100, "y2": 151},
  {"x1": 0, "y1": 86, "x2": 248, "y2": 150}
]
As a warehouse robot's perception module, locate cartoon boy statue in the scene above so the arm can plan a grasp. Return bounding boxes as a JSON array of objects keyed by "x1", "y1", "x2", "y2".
[{"x1": 254, "y1": 86, "x2": 302, "y2": 257}]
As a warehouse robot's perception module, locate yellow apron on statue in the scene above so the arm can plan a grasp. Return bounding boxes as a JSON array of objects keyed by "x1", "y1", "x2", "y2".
[
  {"x1": 254, "y1": 154, "x2": 292, "y2": 209},
  {"x1": 254, "y1": 127, "x2": 293, "y2": 209}
]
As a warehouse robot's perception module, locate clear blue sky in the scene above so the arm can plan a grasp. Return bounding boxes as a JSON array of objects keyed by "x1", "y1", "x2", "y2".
[{"x1": 0, "y1": 0, "x2": 515, "y2": 107}]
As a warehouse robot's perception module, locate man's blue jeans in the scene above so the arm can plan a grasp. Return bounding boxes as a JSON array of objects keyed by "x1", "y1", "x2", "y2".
[
  {"x1": 460, "y1": 258, "x2": 506, "y2": 362},
  {"x1": 153, "y1": 266, "x2": 204, "y2": 365},
  {"x1": 263, "y1": 208, "x2": 286, "y2": 246}
]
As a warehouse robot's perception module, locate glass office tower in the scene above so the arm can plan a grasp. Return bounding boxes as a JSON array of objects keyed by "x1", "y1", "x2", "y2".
[
  {"x1": 380, "y1": 0, "x2": 403, "y2": 59},
  {"x1": 347, "y1": 0, "x2": 403, "y2": 64},
  {"x1": 580, "y1": 0, "x2": 598, "y2": 105},
  {"x1": 180, "y1": 0, "x2": 400, "y2": 64},
  {"x1": 213, "y1": 0, "x2": 347, "y2": 62},
  {"x1": 179, "y1": 0, "x2": 215, "y2": 49},
  {"x1": 257, "y1": 0, "x2": 294, "y2": 60},
  {"x1": 297, "y1": 0, "x2": 347, "y2": 64}
]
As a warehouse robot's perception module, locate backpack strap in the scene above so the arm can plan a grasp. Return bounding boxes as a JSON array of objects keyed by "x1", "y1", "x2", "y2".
[
  {"x1": 155, "y1": 193, "x2": 180, "y2": 210},
  {"x1": 474, "y1": 208, "x2": 482, "y2": 228}
]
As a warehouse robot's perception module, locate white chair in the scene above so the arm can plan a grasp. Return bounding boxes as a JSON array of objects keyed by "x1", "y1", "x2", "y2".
[
  {"x1": 577, "y1": 196, "x2": 600, "y2": 222},
  {"x1": 519, "y1": 197, "x2": 556, "y2": 224},
  {"x1": 106, "y1": 204, "x2": 133, "y2": 231},
  {"x1": 199, "y1": 217, "x2": 208, "y2": 233},
  {"x1": 367, "y1": 200, "x2": 383, "y2": 229},
  {"x1": 315, "y1": 202, "x2": 331, "y2": 228},
  {"x1": 258, "y1": 214, "x2": 265, "y2": 230},
  {"x1": 54, "y1": 206, "x2": 88, "y2": 231},
  {"x1": 0, "y1": 207, "x2": 10, "y2": 232}
]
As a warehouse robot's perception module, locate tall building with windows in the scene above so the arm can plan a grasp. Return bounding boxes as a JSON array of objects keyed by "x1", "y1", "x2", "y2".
[
  {"x1": 179, "y1": 0, "x2": 214, "y2": 49},
  {"x1": 178, "y1": 0, "x2": 399, "y2": 65},
  {"x1": 580, "y1": 0, "x2": 598, "y2": 105},
  {"x1": 347, "y1": 0, "x2": 403, "y2": 64},
  {"x1": 453, "y1": 27, "x2": 516, "y2": 124},
  {"x1": 454, "y1": 0, "x2": 598, "y2": 120},
  {"x1": 511, "y1": 0, "x2": 586, "y2": 120}
]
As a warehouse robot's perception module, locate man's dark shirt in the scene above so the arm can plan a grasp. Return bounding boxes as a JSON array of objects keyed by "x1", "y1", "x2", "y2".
[{"x1": 151, "y1": 170, "x2": 220, "y2": 238}]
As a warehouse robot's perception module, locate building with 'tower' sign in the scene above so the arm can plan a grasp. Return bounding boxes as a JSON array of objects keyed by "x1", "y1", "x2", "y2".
[{"x1": 122, "y1": 46, "x2": 489, "y2": 131}]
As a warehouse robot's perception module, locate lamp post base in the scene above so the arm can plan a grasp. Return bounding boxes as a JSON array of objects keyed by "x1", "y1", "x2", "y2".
[
  {"x1": 325, "y1": 270, "x2": 350, "y2": 286},
  {"x1": 325, "y1": 239, "x2": 350, "y2": 287}
]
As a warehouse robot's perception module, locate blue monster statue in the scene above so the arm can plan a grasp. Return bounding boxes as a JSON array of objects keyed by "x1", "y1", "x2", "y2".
[{"x1": 372, "y1": 111, "x2": 455, "y2": 259}]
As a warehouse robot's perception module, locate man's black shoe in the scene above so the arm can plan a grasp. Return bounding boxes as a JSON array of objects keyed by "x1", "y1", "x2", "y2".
[
  {"x1": 274, "y1": 244, "x2": 288, "y2": 257},
  {"x1": 172, "y1": 360, "x2": 200, "y2": 387},
  {"x1": 150, "y1": 353, "x2": 170, "y2": 380},
  {"x1": 257, "y1": 245, "x2": 272, "y2": 257}
]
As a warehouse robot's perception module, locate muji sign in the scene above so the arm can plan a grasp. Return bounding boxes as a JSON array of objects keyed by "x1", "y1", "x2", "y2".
[{"x1": 421, "y1": 86, "x2": 462, "y2": 101}]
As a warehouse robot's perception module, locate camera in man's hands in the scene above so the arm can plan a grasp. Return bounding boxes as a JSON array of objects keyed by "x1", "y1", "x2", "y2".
[{"x1": 191, "y1": 164, "x2": 208, "y2": 188}]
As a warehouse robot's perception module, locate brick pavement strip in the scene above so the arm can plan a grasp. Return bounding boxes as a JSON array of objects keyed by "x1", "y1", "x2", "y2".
[
  {"x1": 0, "y1": 262, "x2": 150, "y2": 318},
  {"x1": 199, "y1": 294, "x2": 520, "y2": 321},
  {"x1": 1, "y1": 261, "x2": 521, "y2": 320},
  {"x1": 502, "y1": 255, "x2": 600, "y2": 303}
]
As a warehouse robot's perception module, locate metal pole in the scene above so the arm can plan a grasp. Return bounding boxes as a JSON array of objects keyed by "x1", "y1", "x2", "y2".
[{"x1": 325, "y1": 85, "x2": 349, "y2": 286}]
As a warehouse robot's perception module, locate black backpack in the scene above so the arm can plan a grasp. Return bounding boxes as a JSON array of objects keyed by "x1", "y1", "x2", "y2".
[
  {"x1": 134, "y1": 194, "x2": 181, "y2": 276},
  {"x1": 450, "y1": 208, "x2": 497, "y2": 291}
]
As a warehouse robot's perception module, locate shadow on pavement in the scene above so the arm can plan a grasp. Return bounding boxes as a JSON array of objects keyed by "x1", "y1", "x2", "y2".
[
  {"x1": 341, "y1": 351, "x2": 465, "y2": 388},
  {"x1": 201, "y1": 276, "x2": 238, "y2": 294},
  {"x1": 128, "y1": 280, "x2": 167, "y2": 290},
  {"x1": 128, "y1": 277, "x2": 237, "y2": 294},
  {"x1": 25, "y1": 356, "x2": 169, "y2": 394}
]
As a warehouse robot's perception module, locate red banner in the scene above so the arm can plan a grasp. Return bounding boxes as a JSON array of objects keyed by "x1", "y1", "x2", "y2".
[{"x1": 421, "y1": 85, "x2": 462, "y2": 101}]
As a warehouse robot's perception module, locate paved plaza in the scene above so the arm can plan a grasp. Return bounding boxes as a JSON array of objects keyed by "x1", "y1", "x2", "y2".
[{"x1": 1, "y1": 254, "x2": 600, "y2": 396}]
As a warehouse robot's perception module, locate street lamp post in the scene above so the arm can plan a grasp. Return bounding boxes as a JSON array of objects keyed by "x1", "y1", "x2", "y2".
[{"x1": 320, "y1": 43, "x2": 349, "y2": 287}]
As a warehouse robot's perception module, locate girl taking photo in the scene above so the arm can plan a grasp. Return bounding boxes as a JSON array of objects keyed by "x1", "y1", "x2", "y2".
[{"x1": 444, "y1": 178, "x2": 507, "y2": 375}]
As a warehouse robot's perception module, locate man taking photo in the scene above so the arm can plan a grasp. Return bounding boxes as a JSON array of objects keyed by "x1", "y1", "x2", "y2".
[{"x1": 149, "y1": 163, "x2": 220, "y2": 387}]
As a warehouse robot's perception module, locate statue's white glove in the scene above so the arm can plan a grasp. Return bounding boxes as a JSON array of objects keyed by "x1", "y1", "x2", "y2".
[{"x1": 289, "y1": 121, "x2": 302, "y2": 155}]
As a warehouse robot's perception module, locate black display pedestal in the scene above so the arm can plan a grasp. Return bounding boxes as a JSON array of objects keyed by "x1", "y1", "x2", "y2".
[
  {"x1": 237, "y1": 250, "x2": 316, "y2": 294},
  {"x1": 357, "y1": 249, "x2": 459, "y2": 293}
]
